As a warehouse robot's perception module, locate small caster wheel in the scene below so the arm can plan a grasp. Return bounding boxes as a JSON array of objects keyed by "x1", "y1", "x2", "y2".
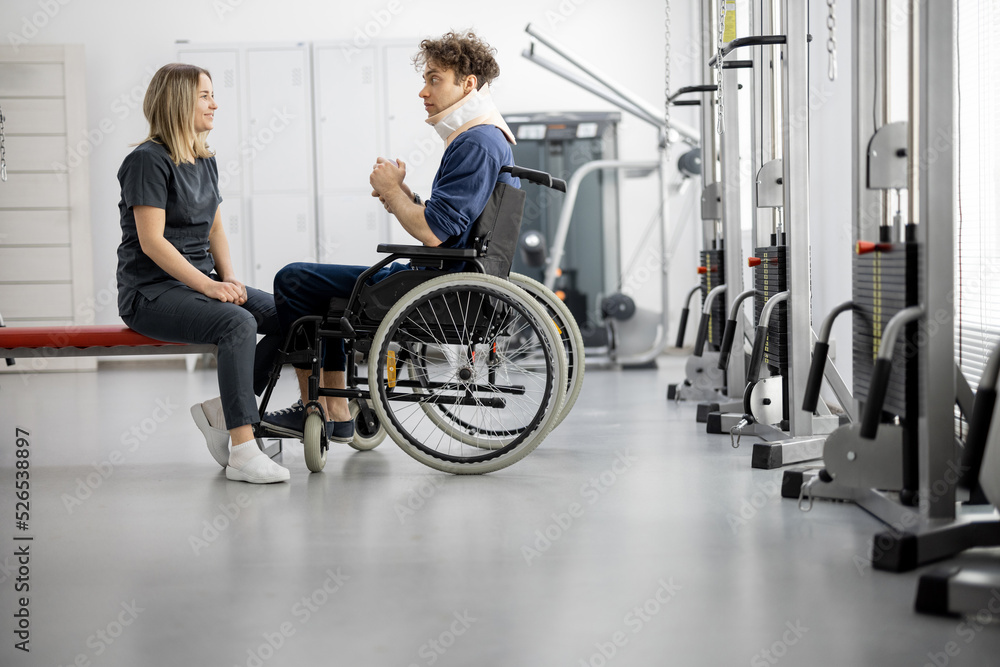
[
  {"x1": 348, "y1": 399, "x2": 386, "y2": 451},
  {"x1": 303, "y1": 410, "x2": 327, "y2": 472}
]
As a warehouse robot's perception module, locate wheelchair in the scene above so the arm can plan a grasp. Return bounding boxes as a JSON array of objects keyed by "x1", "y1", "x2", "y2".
[{"x1": 254, "y1": 165, "x2": 585, "y2": 475}]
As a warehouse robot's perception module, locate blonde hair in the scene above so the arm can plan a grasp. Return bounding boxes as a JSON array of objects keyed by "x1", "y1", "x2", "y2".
[{"x1": 140, "y1": 63, "x2": 214, "y2": 164}]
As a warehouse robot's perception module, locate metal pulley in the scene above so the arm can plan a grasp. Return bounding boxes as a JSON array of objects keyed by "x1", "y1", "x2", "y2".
[{"x1": 743, "y1": 375, "x2": 784, "y2": 426}]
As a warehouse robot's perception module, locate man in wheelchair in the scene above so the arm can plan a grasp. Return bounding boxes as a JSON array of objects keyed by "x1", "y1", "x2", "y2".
[
  {"x1": 258, "y1": 30, "x2": 577, "y2": 474},
  {"x1": 264, "y1": 29, "x2": 520, "y2": 438}
]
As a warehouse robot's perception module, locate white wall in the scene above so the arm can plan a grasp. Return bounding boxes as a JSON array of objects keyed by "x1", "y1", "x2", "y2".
[{"x1": 1, "y1": 0, "x2": 704, "y2": 340}]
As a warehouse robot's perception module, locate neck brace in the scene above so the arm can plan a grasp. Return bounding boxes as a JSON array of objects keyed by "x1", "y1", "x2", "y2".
[{"x1": 426, "y1": 84, "x2": 516, "y2": 148}]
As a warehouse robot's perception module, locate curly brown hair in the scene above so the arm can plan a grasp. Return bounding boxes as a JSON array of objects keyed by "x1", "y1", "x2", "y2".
[{"x1": 413, "y1": 30, "x2": 500, "y2": 90}]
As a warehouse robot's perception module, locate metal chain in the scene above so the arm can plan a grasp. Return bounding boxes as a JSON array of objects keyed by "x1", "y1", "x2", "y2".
[
  {"x1": 0, "y1": 103, "x2": 7, "y2": 182},
  {"x1": 716, "y1": 0, "x2": 726, "y2": 135},
  {"x1": 827, "y1": 0, "x2": 837, "y2": 81},
  {"x1": 664, "y1": 0, "x2": 671, "y2": 150}
]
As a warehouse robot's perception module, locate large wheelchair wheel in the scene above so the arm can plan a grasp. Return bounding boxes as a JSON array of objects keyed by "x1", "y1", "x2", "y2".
[
  {"x1": 368, "y1": 273, "x2": 566, "y2": 474},
  {"x1": 509, "y1": 272, "x2": 585, "y2": 429},
  {"x1": 405, "y1": 273, "x2": 583, "y2": 441}
]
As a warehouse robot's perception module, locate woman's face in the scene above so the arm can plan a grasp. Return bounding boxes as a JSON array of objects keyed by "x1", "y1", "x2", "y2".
[{"x1": 192, "y1": 73, "x2": 217, "y2": 134}]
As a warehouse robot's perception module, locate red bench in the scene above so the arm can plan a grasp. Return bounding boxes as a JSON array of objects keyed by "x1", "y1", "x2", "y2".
[
  {"x1": 1, "y1": 325, "x2": 281, "y2": 456},
  {"x1": 0, "y1": 325, "x2": 215, "y2": 359}
]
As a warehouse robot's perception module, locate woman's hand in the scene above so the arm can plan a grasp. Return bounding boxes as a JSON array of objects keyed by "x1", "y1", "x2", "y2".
[{"x1": 202, "y1": 277, "x2": 246, "y2": 304}]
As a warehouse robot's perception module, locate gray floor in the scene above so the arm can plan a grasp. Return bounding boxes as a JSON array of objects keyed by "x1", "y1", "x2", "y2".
[{"x1": 1, "y1": 354, "x2": 999, "y2": 667}]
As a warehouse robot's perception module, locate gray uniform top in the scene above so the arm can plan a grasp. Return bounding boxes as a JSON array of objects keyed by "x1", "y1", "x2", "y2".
[{"x1": 116, "y1": 140, "x2": 222, "y2": 317}]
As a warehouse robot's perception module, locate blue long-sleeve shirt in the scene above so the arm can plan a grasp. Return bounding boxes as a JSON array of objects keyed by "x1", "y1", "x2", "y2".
[{"x1": 422, "y1": 124, "x2": 520, "y2": 248}]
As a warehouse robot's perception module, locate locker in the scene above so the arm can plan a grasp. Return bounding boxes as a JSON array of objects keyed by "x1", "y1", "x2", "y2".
[
  {"x1": 0, "y1": 98, "x2": 66, "y2": 133},
  {"x1": 0, "y1": 173, "x2": 69, "y2": 208},
  {"x1": 250, "y1": 194, "x2": 315, "y2": 288},
  {"x1": 0, "y1": 284, "x2": 73, "y2": 319},
  {"x1": 0, "y1": 210, "x2": 71, "y2": 246},
  {"x1": 0, "y1": 62, "x2": 64, "y2": 96},
  {"x1": 3, "y1": 135, "x2": 66, "y2": 172},
  {"x1": 246, "y1": 48, "x2": 313, "y2": 193},
  {"x1": 382, "y1": 44, "x2": 443, "y2": 204},
  {"x1": 318, "y1": 193, "x2": 381, "y2": 266},
  {"x1": 175, "y1": 48, "x2": 242, "y2": 194},
  {"x1": 0, "y1": 247, "x2": 72, "y2": 282},
  {"x1": 221, "y1": 203, "x2": 249, "y2": 282},
  {"x1": 314, "y1": 45, "x2": 380, "y2": 190}
]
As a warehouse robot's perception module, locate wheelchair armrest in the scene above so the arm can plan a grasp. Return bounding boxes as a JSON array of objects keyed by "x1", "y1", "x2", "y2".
[{"x1": 375, "y1": 243, "x2": 479, "y2": 259}]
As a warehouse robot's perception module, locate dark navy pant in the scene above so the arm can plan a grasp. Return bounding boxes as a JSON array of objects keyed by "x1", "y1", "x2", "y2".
[
  {"x1": 273, "y1": 261, "x2": 410, "y2": 371},
  {"x1": 123, "y1": 284, "x2": 279, "y2": 429}
]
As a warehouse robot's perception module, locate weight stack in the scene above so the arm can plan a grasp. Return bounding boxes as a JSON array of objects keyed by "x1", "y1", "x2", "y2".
[
  {"x1": 753, "y1": 244, "x2": 789, "y2": 372},
  {"x1": 700, "y1": 248, "x2": 726, "y2": 348},
  {"x1": 852, "y1": 236, "x2": 919, "y2": 417}
]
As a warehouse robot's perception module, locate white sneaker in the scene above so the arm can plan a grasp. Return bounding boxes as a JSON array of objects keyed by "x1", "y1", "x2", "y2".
[
  {"x1": 226, "y1": 454, "x2": 290, "y2": 484},
  {"x1": 191, "y1": 397, "x2": 230, "y2": 468}
]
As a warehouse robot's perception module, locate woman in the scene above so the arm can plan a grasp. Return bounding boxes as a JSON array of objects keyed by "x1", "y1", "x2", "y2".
[{"x1": 116, "y1": 63, "x2": 288, "y2": 484}]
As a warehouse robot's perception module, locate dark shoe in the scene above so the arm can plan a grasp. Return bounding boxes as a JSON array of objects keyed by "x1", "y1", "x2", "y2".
[
  {"x1": 327, "y1": 419, "x2": 355, "y2": 444},
  {"x1": 261, "y1": 400, "x2": 306, "y2": 438}
]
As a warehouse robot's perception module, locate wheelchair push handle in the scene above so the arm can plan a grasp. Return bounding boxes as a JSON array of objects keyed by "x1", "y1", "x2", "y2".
[{"x1": 502, "y1": 165, "x2": 567, "y2": 192}]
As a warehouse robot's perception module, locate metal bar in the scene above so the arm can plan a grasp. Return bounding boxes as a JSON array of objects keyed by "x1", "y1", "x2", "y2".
[
  {"x1": 759, "y1": 290, "x2": 788, "y2": 327},
  {"x1": 855, "y1": 0, "x2": 884, "y2": 243},
  {"x1": 720, "y1": 60, "x2": 746, "y2": 394},
  {"x1": 0, "y1": 345, "x2": 217, "y2": 358},
  {"x1": 700, "y1": 0, "x2": 720, "y2": 248},
  {"x1": 667, "y1": 84, "x2": 717, "y2": 104},
  {"x1": 812, "y1": 327, "x2": 857, "y2": 423},
  {"x1": 703, "y1": 285, "x2": 727, "y2": 315},
  {"x1": 955, "y1": 364, "x2": 975, "y2": 420},
  {"x1": 542, "y1": 160, "x2": 661, "y2": 289},
  {"x1": 877, "y1": 306, "x2": 925, "y2": 360},
  {"x1": 684, "y1": 285, "x2": 702, "y2": 311},
  {"x1": 708, "y1": 34, "x2": 789, "y2": 67},
  {"x1": 524, "y1": 23, "x2": 700, "y2": 142},
  {"x1": 818, "y1": 301, "x2": 855, "y2": 342},
  {"x1": 520, "y1": 49, "x2": 665, "y2": 130},
  {"x1": 387, "y1": 393, "x2": 507, "y2": 408},
  {"x1": 752, "y1": 435, "x2": 831, "y2": 469},
  {"x1": 781, "y1": 0, "x2": 813, "y2": 437},
  {"x1": 914, "y1": 0, "x2": 957, "y2": 520}
]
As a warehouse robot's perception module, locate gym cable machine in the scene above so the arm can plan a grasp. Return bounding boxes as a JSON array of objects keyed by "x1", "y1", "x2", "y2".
[
  {"x1": 691, "y1": 0, "x2": 850, "y2": 470},
  {"x1": 782, "y1": 0, "x2": 1000, "y2": 574}
]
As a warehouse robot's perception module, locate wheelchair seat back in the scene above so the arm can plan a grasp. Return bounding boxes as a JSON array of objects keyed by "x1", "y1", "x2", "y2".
[{"x1": 466, "y1": 181, "x2": 526, "y2": 278}]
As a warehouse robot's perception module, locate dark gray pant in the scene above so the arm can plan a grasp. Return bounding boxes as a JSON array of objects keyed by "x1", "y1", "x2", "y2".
[{"x1": 123, "y1": 284, "x2": 279, "y2": 429}]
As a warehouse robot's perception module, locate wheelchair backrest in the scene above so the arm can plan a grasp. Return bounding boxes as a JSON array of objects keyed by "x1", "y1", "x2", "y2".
[
  {"x1": 468, "y1": 181, "x2": 526, "y2": 278},
  {"x1": 469, "y1": 164, "x2": 568, "y2": 278}
]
